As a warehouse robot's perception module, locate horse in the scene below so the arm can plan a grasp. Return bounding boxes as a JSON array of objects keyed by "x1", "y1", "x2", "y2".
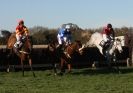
[
  {"x1": 46, "y1": 41, "x2": 59, "y2": 75},
  {"x1": 6, "y1": 33, "x2": 35, "y2": 77},
  {"x1": 60, "y1": 40, "x2": 82, "y2": 74},
  {"x1": 82, "y1": 32, "x2": 123, "y2": 70}
]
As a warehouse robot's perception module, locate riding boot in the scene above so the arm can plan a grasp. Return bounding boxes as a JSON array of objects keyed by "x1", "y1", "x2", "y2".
[
  {"x1": 13, "y1": 45, "x2": 20, "y2": 55},
  {"x1": 14, "y1": 42, "x2": 19, "y2": 49},
  {"x1": 19, "y1": 42, "x2": 23, "y2": 49}
]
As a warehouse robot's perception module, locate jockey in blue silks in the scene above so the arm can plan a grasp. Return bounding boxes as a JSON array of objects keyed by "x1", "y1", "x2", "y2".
[{"x1": 57, "y1": 25, "x2": 72, "y2": 48}]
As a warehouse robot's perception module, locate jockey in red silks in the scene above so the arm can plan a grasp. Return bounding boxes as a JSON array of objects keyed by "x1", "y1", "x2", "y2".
[
  {"x1": 101, "y1": 23, "x2": 115, "y2": 48},
  {"x1": 14, "y1": 20, "x2": 29, "y2": 49}
]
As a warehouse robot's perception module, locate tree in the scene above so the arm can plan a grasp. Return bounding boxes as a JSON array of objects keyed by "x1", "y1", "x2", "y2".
[
  {"x1": 0, "y1": 30, "x2": 12, "y2": 45},
  {"x1": 1, "y1": 30, "x2": 11, "y2": 38}
]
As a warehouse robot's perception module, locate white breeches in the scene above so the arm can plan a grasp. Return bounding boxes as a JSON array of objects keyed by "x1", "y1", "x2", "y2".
[
  {"x1": 57, "y1": 34, "x2": 72, "y2": 45},
  {"x1": 16, "y1": 34, "x2": 23, "y2": 44},
  {"x1": 103, "y1": 34, "x2": 109, "y2": 42},
  {"x1": 57, "y1": 34, "x2": 64, "y2": 45}
]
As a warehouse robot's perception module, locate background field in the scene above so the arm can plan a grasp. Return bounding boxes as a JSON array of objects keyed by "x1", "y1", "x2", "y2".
[{"x1": 0, "y1": 68, "x2": 133, "y2": 93}]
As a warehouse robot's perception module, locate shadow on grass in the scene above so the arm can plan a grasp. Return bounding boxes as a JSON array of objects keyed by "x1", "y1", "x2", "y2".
[{"x1": 71, "y1": 67, "x2": 133, "y2": 76}]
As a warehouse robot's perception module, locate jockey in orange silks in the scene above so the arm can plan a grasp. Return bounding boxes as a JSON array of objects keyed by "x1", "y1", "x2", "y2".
[{"x1": 14, "y1": 20, "x2": 29, "y2": 49}]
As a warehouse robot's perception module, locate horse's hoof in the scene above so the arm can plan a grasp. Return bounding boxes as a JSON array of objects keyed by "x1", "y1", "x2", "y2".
[
  {"x1": 68, "y1": 70, "x2": 72, "y2": 73},
  {"x1": 54, "y1": 73, "x2": 57, "y2": 76},
  {"x1": 6, "y1": 68, "x2": 10, "y2": 73},
  {"x1": 33, "y1": 74, "x2": 36, "y2": 77},
  {"x1": 58, "y1": 72, "x2": 64, "y2": 76}
]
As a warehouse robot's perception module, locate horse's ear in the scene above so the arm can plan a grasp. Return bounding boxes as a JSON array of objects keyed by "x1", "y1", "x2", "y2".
[{"x1": 75, "y1": 40, "x2": 81, "y2": 43}]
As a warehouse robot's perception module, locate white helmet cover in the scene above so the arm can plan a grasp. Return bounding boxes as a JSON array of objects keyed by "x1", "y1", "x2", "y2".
[{"x1": 65, "y1": 25, "x2": 71, "y2": 29}]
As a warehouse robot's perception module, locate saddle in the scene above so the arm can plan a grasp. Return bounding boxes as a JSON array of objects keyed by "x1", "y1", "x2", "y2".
[
  {"x1": 14, "y1": 36, "x2": 27, "y2": 49},
  {"x1": 7, "y1": 33, "x2": 32, "y2": 55}
]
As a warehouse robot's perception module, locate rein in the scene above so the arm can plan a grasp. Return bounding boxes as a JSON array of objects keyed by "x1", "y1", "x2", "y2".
[{"x1": 19, "y1": 50, "x2": 30, "y2": 54}]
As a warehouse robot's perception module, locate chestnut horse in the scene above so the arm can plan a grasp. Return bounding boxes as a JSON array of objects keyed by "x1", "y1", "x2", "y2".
[
  {"x1": 60, "y1": 40, "x2": 82, "y2": 74},
  {"x1": 7, "y1": 33, "x2": 35, "y2": 77}
]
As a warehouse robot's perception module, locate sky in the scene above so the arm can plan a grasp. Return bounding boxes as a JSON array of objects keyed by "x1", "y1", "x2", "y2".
[{"x1": 0, "y1": 0, "x2": 133, "y2": 31}]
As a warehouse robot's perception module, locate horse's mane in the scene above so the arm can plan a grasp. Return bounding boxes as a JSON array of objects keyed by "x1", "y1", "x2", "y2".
[
  {"x1": 92, "y1": 32, "x2": 103, "y2": 39},
  {"x1": 7, "y1": 33, "x2": 33, "y2": 54},
  {"x1": 7, "y1": 33, "x2": 16, "y2": 49}
]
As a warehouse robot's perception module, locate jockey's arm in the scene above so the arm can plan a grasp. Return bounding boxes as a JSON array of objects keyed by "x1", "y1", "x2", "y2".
[
  {"x1": 16, "y1": 29, "x2": 22, "y2": 36},
  {"x1": 24, "y1": 27, "x2": 29, "y2": 36},
  {"x1": 111, "y1": 29, "x2": 115, "y2": 40}
]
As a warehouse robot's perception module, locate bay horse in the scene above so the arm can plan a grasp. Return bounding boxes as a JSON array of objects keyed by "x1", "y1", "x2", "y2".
[
  {"x1": 46, "y1": 41, "x2": 59, "y2": 75},
  {"x1": 82, "y1": 32, "x2": 123, "y2": 70},
  {"x1": 7, "y1": 33, "x2": 35, "y2": 77},
  {"x1": 60, "y1": 40, "x2": 82, "y2": 74}
]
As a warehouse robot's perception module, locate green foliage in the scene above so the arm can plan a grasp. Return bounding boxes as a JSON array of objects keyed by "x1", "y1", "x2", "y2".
[
  {"x1": 0, "y1": 30, "x2": 11, "y2": 45},
  {"x1": 29, "y1": 26, "x2": 57, "y2": 44},
  {"x1": 0, "y1": 26, "x2": 133, "y2": 45},
  {"x1": 115, "y1": 27, "x2": 129, "y2": 36}
]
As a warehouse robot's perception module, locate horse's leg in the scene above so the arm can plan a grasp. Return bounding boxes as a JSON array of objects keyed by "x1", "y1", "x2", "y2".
[
  {"x1": 6, "y1": 61, "x2": 10, "y2": 73},
  {"x1": 53, "y1": 62, "x2": 57, "y2": 75},
  {"x1": 60, "y1": 58, "x2": 65, "y2": 74},
  {"x1": 52, "y1": 54, "x2": 57, "y2": 75},
  {"x1": 67, "y1": 58, "x2": 72, "y2": 73},
  {"x1": 21, "y1": 58, "x2": 24, "y2": 76},
  {"x1": 6, "y1": 49, "x2": 13, "y2": 73},
  {"x1": 29, "y1": 58, "x2": 35, "y2": 77},
  {"x1": 113, "y1": 53, "x2": 121, "y2": 73},
  {"x1": 105, "y1": 52, "x2": 112, "y2": 69},
  {"x1": 6, "y1": 54, "x2": 11, "y2": 73},
  {"x1": 67, "y1": 64, "x2": 72, "y2": 73}
]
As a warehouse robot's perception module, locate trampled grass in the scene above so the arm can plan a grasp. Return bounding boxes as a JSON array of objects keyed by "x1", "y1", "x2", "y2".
[{"x1": 0, "y1": 68, "x2": 133, "y2": 93}]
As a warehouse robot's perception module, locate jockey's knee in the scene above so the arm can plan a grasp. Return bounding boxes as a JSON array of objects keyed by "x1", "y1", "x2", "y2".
[
  {"x1": 99, "y1": 40, "x2": 106, "y2": 48},
  {"x1": 14, "y1": 42, "x2": 19, "y2": 48},
  {"x1": 14, "y1": 40, "x2": 23, "y2": 49}
]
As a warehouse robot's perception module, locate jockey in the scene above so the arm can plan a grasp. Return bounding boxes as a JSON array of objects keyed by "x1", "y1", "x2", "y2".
[
  {"x1": 14, "y1": 20, "x2": 29, "y2": 49},
  {"x1": 101, "y1": 23, "x2": 115, "y2": 48},
  {"x1": 65, "y1": 25, "x2": 72, "y2": 45},
  {"x1": 57, "y1": 24, "x2": 72, "y2": 48}
]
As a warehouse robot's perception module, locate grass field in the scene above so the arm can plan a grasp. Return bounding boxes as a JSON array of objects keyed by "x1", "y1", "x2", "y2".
[{"x1": 0, "y1": 68, "x2": 133, "y2": 93}]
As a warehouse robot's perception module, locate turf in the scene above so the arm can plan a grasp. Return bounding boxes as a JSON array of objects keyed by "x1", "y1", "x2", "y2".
[{"x1": 0, "y1": 68, "x2": 133, "y2": 93}]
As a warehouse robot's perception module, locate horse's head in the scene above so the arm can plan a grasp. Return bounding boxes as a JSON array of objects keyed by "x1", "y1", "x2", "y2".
[
  {"x1": 72, "y1": 40, "x2": 83, "y2": 54},
  {"x1": 113, "y1": 38, "x2": 123, "y2": 53},
  {"x1": 48, "y1": 41, "x2": 57, "y2": 52}
]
